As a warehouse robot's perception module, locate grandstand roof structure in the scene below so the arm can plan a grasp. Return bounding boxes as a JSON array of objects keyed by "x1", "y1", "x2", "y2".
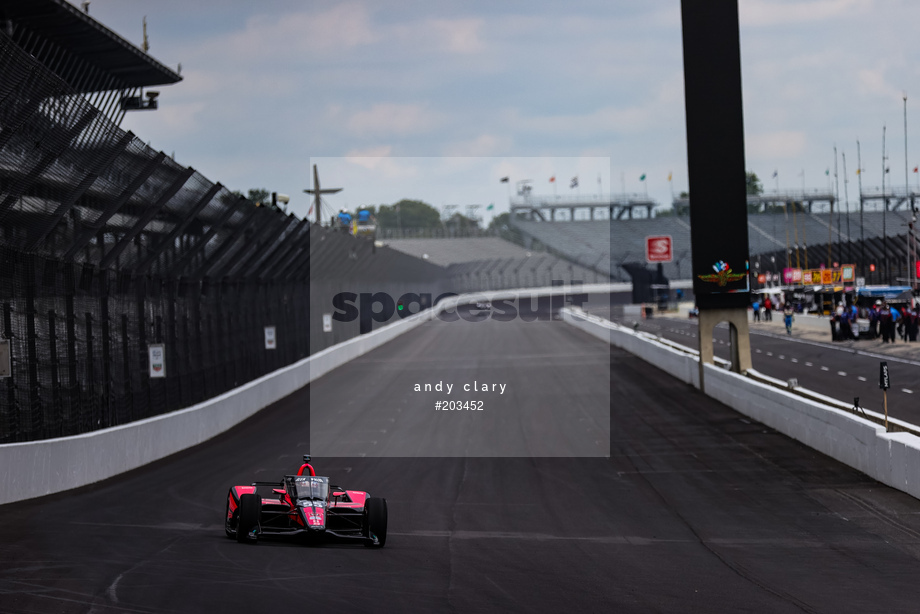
[
  {"x1": 0, "y1": 0, "x2": 182, "y2": 125},
  {"x1": 0, "y1": 18, "x2": 314, "y2": 284},
  {"x1": 0, "y1": 0, "x2": 181, "y2": 90}
]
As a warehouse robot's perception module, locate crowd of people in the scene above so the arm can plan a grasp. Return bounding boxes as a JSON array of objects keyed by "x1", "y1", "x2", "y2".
[
  {"x1": 838, "y1": 299, "x2": 920, "y2": 343},
  {"x1": 750, "y1": 296, "x2": 920, "y2": 343}
]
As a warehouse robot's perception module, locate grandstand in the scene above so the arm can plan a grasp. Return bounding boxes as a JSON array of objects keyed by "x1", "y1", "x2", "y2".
[
  {"x1": 383, "y1": 236, "x2": 608, "y2": 292},
  {"x1": 511, "y1": 210, "x2": 920, "y2": 284}
]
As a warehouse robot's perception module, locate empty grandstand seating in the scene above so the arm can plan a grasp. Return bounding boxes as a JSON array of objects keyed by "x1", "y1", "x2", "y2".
[
  {"x1": 383, "y1": 237, "x2": 604, "y2": 291},
  {"x1": 511, "y1": 210, "x2": 915, "y2": 282}
]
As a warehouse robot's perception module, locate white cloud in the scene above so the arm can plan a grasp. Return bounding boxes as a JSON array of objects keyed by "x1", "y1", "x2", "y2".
[
  {"x1": 856, "y1": 68, "x2": 902, "y2": 100},
  {"x1": 443, "y1": 134, "x2": 512, "y2": 157},
  {"x1": 342, "y1": 149, "x2": 420, "y2": 180},
  {"x1": 428, "y1": 18, "x2": 485, "y2": 54},
  {"x1": 739, "y1": 0, "x2": 873, "y2": 27},
  {"x1": 345, "y1": 103, "x2": 442, "y2": 137},
  {"x1": 747, "y1": 130, "x2": 808, "y2": 159}
]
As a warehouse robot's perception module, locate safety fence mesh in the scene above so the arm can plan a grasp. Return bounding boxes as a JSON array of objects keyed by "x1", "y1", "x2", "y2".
[{"x1": 0, "y1": 32, "x2": 313, "y2": 442}]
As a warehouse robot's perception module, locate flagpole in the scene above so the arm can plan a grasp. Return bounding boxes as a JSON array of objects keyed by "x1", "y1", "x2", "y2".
[
  {"x1": 834, "y1": 146, "x2": 841, "y2": 267},
  {"x1": 858, "y1": 139, "x2": 866, "y2": 279},
  {"x1": 829, "y1": 153, "x2": 834, "y2": 265},
  {"x1": 843, "y1": 152, "x2": 851, "y2": 266}
]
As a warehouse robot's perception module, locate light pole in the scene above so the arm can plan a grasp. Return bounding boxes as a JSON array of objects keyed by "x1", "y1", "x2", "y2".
[
  {"x1": 905, "y1": 93, "x2": 915, "y2": 293},
  {"x1": 858, "y1": 140, "x2": 866, "y2": 276},
  {"x1": 883, "y1": 125, "x2": 889, "y2": 284},
  {"x1": 842, "y1": 152, "x2": 851, "y2": 266}
]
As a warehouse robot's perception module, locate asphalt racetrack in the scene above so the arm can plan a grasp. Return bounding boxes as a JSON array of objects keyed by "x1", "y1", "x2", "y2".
[{"x1": 3, "y1": 314, "x2": 920, "y2": 612}]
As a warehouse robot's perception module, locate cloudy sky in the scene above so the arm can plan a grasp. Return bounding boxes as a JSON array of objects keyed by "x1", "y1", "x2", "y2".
[{"x1": 76, "y1": 0, "x2": 920, "y2": 225}]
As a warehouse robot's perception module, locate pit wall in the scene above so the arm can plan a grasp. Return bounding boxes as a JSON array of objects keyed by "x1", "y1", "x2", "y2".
[
  {"x1": 562, "y1": 308, "x2": 920, "y2": 501},
  {"x1": 0, "y1": 283, "x2": 616, "y2": 506}
]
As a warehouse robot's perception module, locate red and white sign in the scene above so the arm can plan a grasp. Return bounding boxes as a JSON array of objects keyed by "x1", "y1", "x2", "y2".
[
  {"x1": 148, "y1": 344, "x2": 166, "y2": 378},
  {"x1": 646, "y1": 235, "x2": 672, "y2": 263}
]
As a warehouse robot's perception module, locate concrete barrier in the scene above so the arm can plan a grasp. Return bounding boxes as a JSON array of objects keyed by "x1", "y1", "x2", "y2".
[
  {"x1": 0, "y1": 283, "x2": 619, "y2": 505},
  {"x1": 562, "y1": 307, "x2": 920, "y2": 502}
]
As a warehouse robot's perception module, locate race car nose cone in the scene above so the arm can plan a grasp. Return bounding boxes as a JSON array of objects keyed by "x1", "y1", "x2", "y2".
[{"x1": 303, "y1": 505, "x2": 326, "y2": 529}]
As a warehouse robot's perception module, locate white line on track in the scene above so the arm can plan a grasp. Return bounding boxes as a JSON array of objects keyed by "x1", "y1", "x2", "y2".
[
  {"x1": 904, "y1": 389, "x2": 914, "y2": 394},
  {"x1": 805, "y1": 362, "x2": 813, "y2": 367},
  {"x1": 821, "y1": 366, "x2": 829, "y2": 371},
  {"x1": 837, "y1": 371, "x2": 847, "y2": 377},
  {"x1": 858, "y1": 376, "x2": 867, "y2": 382},
  {"x1": 791, "y1": 358, "x2": 798, "y2": 363}
]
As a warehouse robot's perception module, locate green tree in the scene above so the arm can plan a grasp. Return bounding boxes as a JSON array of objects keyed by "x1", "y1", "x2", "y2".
[
  {"x1": 662, "y1": 191, "x2": 690, "y2": 216},
  {"x1": 230, "y1": 188, "x2": 276, "y2": 208},
  {"x1": 746, "y1": 172, "x2": 763, "y2": 213},
  {"x1": 445, "y1": 212, "x2": 480, "y2": 231},
  {"x1": 247, "y1": 188, "x2": 271, "y2": 205},
  {"x1": 745, "y1": 172, "x2": 763, "y2": 196},
  {"x1": 377, "y1": 199, "x2": 442, "y2": 229}
]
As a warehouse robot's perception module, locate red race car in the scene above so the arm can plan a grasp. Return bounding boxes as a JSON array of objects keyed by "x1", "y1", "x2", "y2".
[{"x1": 224, "y1": 455, "x2": 387, "y2": 547}]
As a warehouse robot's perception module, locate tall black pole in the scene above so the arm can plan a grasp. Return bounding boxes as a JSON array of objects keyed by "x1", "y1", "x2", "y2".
[{"x1": 883, "y1": 126, "x2": 890, "y2": 284}]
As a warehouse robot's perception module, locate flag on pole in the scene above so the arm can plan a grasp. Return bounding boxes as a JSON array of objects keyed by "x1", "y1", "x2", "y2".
[
  {"x1": 570, "y1": 176, "x2": 578, "y2": 188},
  {"x1": 856, "y1": 168, "x2": 861, "y2": 175},
  {"x1": 549, "y1": 176, "x2": 555, "y2": 183},
  {"x1": 667, "y1": 172, "x2": 672, "y2": 182},
  {"x1": 500, "y1": 176, "x2": 509, "y2": 183},
  {"x1": 639, "y1": 173, "x2": 646, "y2": 181},
  {"x1": 825, "y1": 169, "x2": 830, "y2": 176},
  {"x1": 772, "y1": 170, "x2": 778, "y2": 178},
  {"x1": 486, "y1": 203, "x2": 494, "y2": 211},
  {"x1": 913, "y1": 167, "x2": 918, "y2": 173},
  {"x1": 308, "y1": 202, "x2": 314, "y2": 216}
]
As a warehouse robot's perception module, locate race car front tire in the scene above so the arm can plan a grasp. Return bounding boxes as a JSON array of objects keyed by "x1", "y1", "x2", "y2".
[
  {"x1": 236, "y1": 494, "x2": 261, "y2": 543},
  {"x1": 364, "y1": 497, "x2": 387, "y2": 548}
]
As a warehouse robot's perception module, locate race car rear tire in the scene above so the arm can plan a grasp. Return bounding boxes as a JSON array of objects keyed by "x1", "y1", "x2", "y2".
[
  {"x1": 364, "y1": 497, "x2": 387, "y2": 548},
  {"x1": 236, "y1": 494, "x2": 261, "y2": 543},
  {"x1": 224, "y1": 492, "x2": 236, "y2": 539}
]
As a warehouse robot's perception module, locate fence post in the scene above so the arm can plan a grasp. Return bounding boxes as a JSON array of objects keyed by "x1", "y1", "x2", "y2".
[
  {"x1": 99, "y1": 268, "x2": 111, "y2": 428},
  {"x1": 85, "y1": 312, "x2": 96, "y2": 432},
  {"x1": 64, "y1": 263, "x2": 78, "y2": 436},
  {"x1": 24, "y1": 255, "x2": 41, "y2": 439},
  {"x1": 2, "y1": 302, "x2": 16, "y2": 443},
  {"x1": 47, "y1": 309, "x2": 61, "y2": 436},
  {"x1": 121, "y1": 313, "x2": 131, "y2": 425}
]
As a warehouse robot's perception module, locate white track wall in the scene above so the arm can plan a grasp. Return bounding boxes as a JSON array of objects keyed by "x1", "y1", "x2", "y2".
[
  {"x1": 562, "y1": 308, "x2": 920, "y2": 502},
  {"x1": 0, "y1": 284, "x2": 616, "y2": 506}
]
